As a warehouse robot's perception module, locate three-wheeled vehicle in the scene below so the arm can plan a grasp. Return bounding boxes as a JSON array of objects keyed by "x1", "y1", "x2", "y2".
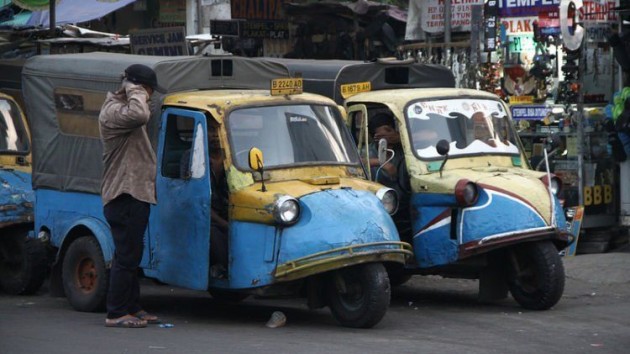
[
  {"x1": 22, "y1": 53, "x2": 411, "y2": 328},
  {"x1": 0, "y1": 92, "x2": 48, "y2": 295},
  {"x1": 272, "y1": 58, "x2": 571, "y2": 310}
]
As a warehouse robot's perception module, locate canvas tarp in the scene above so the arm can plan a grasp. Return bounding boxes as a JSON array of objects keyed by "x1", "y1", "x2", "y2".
[
  {"x1": 266, "y1": 58, "x2": 456, "y2": 104},
  {"x1": 22, "y1": 52, "x2": 290, "y2": 194}
]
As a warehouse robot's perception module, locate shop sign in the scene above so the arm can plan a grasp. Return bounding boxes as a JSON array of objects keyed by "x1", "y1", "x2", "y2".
[
  {"x1": 241, "y1": 21, "x2": 289, "y2": 39},
  {"x1": 130, "y1": 27, "x2": 189, "y2": 56},
  {"x1": 581, "y1": 0, "x2": 618, "y2": 24},
  {"x1": 210, "y1": 19, "x2": 240, "y2": 37},
  {"x1": 501, "y1": 16, "x2": 537, "y2": 33},
  {"x1": 538, "y1": 10, "x2": 561, "y2": 35},
  {"x1": 484, "y1": 0, "x2": 499, "y2": 52},
  {"x1": 510, "y1": 104, "x2": 550, "y2": 120},
  {"x1": 509, "y1": 95, "x2": 535, "y2": 104},
  {"x1": 498, "y1": 0, "x2": 560, "y2": 18},
  {"x1": 231, "y1": 0, "x2": 287, "y2": 20},
  {"x1": 420, "y1": 0, "x2": 485, "y2": 33},
  {"x1": 507, "y1": 33, "x2": 535, "y2": 52}
]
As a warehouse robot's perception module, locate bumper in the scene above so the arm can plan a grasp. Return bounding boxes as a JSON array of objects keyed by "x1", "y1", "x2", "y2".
[
  {"x1": 458, "y1": 227, "x2": 571, "y2": 259},
  {"x1": 274, "y1": 241, "x2": 413, "y2": 281}
]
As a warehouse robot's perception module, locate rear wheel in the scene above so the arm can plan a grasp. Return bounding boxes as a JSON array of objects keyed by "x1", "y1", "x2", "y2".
[
  {"x1": 62, "y1": 237, "x2": 108, "y2": 312},
  {"x1": 508, "y1": 241, "x2": 565, "y2": 310},
  {"x1": 0, "y1": 231, "x2": 48, "y2": 295},
  {"x1": 327, "y1": 263, "x2": 390, "y2": 328}
]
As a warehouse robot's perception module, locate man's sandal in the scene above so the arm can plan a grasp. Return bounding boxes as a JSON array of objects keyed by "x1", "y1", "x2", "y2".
[
  {"x1": 105, "y1": 315, "x2": 147, "y2": 328},
  {"x1": 132, "y1": 310, "x2": 161, "y2": 324}
]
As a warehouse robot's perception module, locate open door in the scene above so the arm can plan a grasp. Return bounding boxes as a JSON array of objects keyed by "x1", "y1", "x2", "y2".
[
  {"x1": 148, "y1": 108, "x2": 211, "y2": 290},
  {"x1": 347, "y1": 104, "x2": 371, "y2": 179}
]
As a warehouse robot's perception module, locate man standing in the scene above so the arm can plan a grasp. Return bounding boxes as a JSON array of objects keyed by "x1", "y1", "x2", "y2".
[{"x1": 100, "y1": 64, "x2": 164, "y2": 328}]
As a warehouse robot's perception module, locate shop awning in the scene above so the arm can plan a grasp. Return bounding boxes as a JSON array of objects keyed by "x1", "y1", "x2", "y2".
[{"x1": 3, "y1": 0, "x2": 136, "y2": 27}]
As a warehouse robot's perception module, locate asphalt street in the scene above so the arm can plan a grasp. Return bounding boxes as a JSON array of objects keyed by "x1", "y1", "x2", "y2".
[{"x1": 1, "y1": 246, "x2": 629, "y2": 354}]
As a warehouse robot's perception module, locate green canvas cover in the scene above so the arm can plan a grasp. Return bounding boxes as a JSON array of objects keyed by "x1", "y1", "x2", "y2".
[{"x1": 22, "y1": 52, "x2": 290, "y2": 194}]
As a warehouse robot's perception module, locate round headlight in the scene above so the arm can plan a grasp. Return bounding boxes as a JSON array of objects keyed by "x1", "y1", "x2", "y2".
[
  {"x1": 376, "y1": 188, "x2": 398, "y2": 215},
  {"x1": 273, "y1": 195, "x2": 300, "y2": 225},
  {"x1": 455, "y1": 179, "x2": 479, "y2": 207}
]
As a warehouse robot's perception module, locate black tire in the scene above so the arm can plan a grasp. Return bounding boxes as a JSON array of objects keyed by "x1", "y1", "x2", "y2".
[
  {"x1": 62, "y1": 237, "x2": 108, "y2": 312},
  {"x1": 508, "y1": 241, "x2": 565, "y2": 310},
  {"x1": 327, "y1": 263, "x2": 390, "y2": 328},
  {"x1": 208, "y1": 288, "x2": 249, "y2": 303},
  {"x1": 387, "y1": 268, "x2": 412, "y2": 287},
  {"x1": 0, "y1": 232, "x2": 48, "y2": 295}
]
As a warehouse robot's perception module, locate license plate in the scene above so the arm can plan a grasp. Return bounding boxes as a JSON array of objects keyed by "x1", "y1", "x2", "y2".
[{"x1": 271, "y1": 78, "x2": 303, "y2": 95}]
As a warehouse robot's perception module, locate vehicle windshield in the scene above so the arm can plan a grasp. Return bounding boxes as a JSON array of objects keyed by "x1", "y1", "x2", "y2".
[
  {"x1": 406, "y1": 98, "x2": 520, "y2": 159},
  {"x1": 228, "y1": 104, "x2": 360, "y2": 169},
  {"x1": 0, "y1": 98, "x2": 29, "y2": 154}
]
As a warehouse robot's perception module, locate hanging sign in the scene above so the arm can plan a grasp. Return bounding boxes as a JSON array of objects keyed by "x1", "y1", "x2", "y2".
[
  {"x1": 508, "y1": 33, "x2": 535, "y2": 52},
  {"x1": 538, "y1": 10, "x2": 561, "y2": 35},
  {"x1": 501, "y1": 16, "x2": 537, "y2": 34},
  {"x1": 510, "y1": 104, "x2": 550, "y2": 119},
  {"x1": 484, "y1": 0, "x2": 499, "y2": 52},
  {"x1": 420, "y1": 0, "x2": 485, "y2": 33},
  {"x1": 499, "y1": 0, "x2": 560, "y2": 17}
]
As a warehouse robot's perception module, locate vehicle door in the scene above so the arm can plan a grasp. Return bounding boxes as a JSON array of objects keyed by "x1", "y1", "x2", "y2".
[
  {"x1": 149, "y1": 108, "x2": 211, "y2": 290},
  {"x1": 346, "y1": 104, "x2": 371, "y2": 179}
]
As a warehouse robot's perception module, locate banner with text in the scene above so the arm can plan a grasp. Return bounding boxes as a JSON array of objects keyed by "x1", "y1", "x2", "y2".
[
  {"x1": 130, "y1": 27, "x2": 188, "y2": 56},
  {"x1": 421, "y1": 0, "x2": 485, "y2": 33}
]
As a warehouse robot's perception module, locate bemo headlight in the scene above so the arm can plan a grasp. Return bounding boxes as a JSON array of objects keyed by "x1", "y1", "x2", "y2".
[
  {"x1": 376, "y1": 187, "x2": 398, "y2": 215},
  {"x1": 273, "y1": 195, "x2": 300, "y2": 225}
]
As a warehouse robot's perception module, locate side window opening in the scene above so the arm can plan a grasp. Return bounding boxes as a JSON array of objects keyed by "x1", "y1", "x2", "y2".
[
  {"x1": 161, "y1": 114, "x2": 195, "y2": 179},
  {"x1": 0, "y1": 98, "x2": 29, "y2": 153}
]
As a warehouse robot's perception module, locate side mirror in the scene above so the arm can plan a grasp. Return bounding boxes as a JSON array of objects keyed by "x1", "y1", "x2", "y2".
[
  {"x1": 377, "y1": 138, "x2": 388, "y2": 164},
  {"x1": 248, "y1": 147, "x2": 264, "y2": 172},
  {"x1": 436, "y1": 139, "x2": 450, "y2": 156},
  {"x1": 248, "y1": 147, "x2": 267, "y2": 192}
]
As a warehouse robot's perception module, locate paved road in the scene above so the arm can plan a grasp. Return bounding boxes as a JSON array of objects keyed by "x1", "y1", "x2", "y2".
[{"x1": 1, "y1": 250, "x2": 629, "y2": 354}]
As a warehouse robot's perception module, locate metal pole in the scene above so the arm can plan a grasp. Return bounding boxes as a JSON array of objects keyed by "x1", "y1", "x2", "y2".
[
  {"x1": 49, "y1": 0, "x2": 56, "y2": 37},
  {"x1": 444, "y1": 0, "x2": 451, "y2": 45}
]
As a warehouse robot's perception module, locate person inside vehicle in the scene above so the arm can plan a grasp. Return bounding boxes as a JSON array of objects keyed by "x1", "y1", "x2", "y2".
[
  {"x1": 178, "y1": 122, "x2": 229, "y2": 278},
  {"x1": 208, "y1": 124, "x2": 229, "y2": 278},
  {"x1": 367, "y1": 112, "x2": 412, "y2": 239}
]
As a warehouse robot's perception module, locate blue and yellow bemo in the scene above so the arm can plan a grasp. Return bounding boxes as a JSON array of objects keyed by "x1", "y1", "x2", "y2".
[{"x1": 24, "y1": 53, "x2": 411, "y2": 329}]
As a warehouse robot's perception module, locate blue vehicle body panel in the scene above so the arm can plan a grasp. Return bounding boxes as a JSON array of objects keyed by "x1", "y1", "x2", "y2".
[
  {"x1": 35, "y1": 190, "x2": 116, "y2": 264},
  {"x1": 226, "y1": 189, "x2": 400, "y2": 289},
  {"x1": 410, "y1": 189, "x2": 567, "y2": 268},
  {"x1": 227, "y1": 221, "x2": 278, "y2": 289},
  {"x1": 278, "y1": 189, "x2": 400, "y2": 264},
  {"x1": 0, "y1": 170, "x2": 33, "y2": 227}
]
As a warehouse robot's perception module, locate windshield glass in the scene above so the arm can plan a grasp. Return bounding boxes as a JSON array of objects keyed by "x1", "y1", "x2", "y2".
[
  {"x1": 0, "y1": 98, "x2": 29, "y2": 154},
  {"x1": 228, "y1": 104, "x2": 360, "y2": 169},
  {"x1": 406, "y1": 98, "x2": 520, "y2": 159}
]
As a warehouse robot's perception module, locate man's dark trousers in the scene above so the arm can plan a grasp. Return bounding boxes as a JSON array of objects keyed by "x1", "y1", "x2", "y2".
[{"x1": 104, "y1": 193, "x2": 150, "y2": 319}]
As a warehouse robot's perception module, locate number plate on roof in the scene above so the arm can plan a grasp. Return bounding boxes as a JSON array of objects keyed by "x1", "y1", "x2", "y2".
[
  {"x1": 271, "y1": 78, "x2": 303, "y2": 96},
  {"x1": 340, "y1": 81, "x2": 371, "y2": 99}
]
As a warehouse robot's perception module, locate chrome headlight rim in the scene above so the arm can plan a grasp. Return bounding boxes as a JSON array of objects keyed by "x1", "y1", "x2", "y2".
[
  {"x1": 273, "y1": 195, "x2": 300, "y2": 225},
  {"x1": 376, "y1": 187, "x2": 399, "y2": 215}
]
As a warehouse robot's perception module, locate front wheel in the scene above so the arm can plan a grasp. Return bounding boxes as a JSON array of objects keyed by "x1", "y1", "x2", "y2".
[
  {"x1": 508, "y1": 241, "x2": 565, "y2": 310},
  {"x1": 62, "y1": 237, "x2": 108, "y2": 312},
  {"x1": 327, "y1": 263, "x2": 390, "y2": 328}
]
